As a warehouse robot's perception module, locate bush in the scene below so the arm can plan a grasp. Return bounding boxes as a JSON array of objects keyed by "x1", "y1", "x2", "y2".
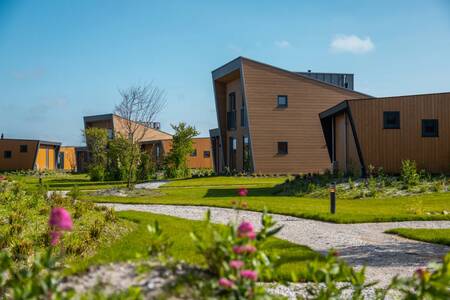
[
  {"x1": 89, "y1": 164, "x2": 106, "y2": 181},
  {"x1": 401, "y1": 160, "x2": 420, "y2": 187},
  {"x1": 136, "y1": 151, "x2": 155, "y2": 181}
]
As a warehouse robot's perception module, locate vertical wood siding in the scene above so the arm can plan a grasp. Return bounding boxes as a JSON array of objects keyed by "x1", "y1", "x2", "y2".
[
  {"x1": 0, "y1": 140, "x2": 38, "y2": 171},
  {"x1": 241, "y1": 59, "x2": 366, "y2": 174},
  {"x1": 349, "y1": 93, "x2": 450, "y2": 173}
]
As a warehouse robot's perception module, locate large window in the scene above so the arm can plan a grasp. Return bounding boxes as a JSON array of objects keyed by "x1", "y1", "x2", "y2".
[
  {"x1": 422, "y1": 119, "x2": 438, "y2": 137},
  {"x1": 4, "y1": 150, "x2": 12, "y2": 159},
  {"x1": 20, "y1": 145, "x2": 28, "y2": 153},
  {"x1": 277, "y1": 142, "x2": 288, "y2": 155},
  {"x1": 383, "y1": 111, "x2": 400, "y2": 129},
  {"x1": 243, "y1": 137, "x2": 251, "y2": 172},
  {"x1": 277, "y1": 95, "x2": 288, "y2": 108},
  {"x1": 227, "y1": 92, "x2": 237, "y2": 130}
]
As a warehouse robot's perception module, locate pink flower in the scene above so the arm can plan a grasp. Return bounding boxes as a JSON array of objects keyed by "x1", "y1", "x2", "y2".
[
  {"x1": 233, "y1": 244, "x2": 256, "y2": 254},
  {"x1": 230, "y1": 260, "x2": 244, "y2": 269},
  {"x1": 238, "y1": 188, "x2": 248, "y2": 197},
  {"x1": 50, "y1": 231, "x2": 61, "y2": 246},
  {"x1": 49, "y1": 208, "x2": 73, "y2": 231},
  {"x1": 238, "y1": 221, "x2": 254, "y2": 234},
  {"x1": 247, "y1": 231, "x2": 256, "y2": 240},
  {"x1": 240, "y1": 270, "x2": 258, "y2": 281},
  {"x1": 218, "y1": 278, "x2": 233, "y2": 288}
]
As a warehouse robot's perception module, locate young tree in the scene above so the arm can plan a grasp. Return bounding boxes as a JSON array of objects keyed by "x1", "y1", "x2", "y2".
[
  {"x1": 114, "y1": 83, "x2": 166, "y2": 188},
  {"x1": 84, "y1": 128, "x2": 108, "y2": 181},
  {"x1": 164, "y1": 122, "x2": 199, "y2": 178}
]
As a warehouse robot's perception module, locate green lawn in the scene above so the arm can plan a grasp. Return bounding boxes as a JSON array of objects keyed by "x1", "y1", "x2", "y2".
[
  {"x1": 386, "y1": 228, "x2": 450, "y2": 246},
  {"x1": 8, "y1": 173, "x2": 128, "y2": 191},
  {"x1": 73, "y1": 210, "x2": 321, "y2": 281},
  {"x1": 81, "y1": 176, "x2": 450, "y2": 223}
]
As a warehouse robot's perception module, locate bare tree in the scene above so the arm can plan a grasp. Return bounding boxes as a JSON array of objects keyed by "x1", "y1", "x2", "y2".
[{"x1": 115, "y1": 83, "x2": 166, "y2": 188}]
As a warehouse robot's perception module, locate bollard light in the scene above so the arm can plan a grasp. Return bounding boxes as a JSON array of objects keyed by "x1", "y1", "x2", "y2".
[{"x1": 330, "y1": 183, "x2": 336, "y2": 214}]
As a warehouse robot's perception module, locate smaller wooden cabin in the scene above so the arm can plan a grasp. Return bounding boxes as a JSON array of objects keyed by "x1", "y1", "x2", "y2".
[
  {"x1": 319, "y1": 92, "x2": 450, "y2": 175},
  {"x1": 0, "y1": 138, "x2": 61, "y2": 171}
]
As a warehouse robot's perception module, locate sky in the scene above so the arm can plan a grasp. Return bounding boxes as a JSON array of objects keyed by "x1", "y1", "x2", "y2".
[{"x1": 1, "y1": 0, "x2": 449, "y2": 145}]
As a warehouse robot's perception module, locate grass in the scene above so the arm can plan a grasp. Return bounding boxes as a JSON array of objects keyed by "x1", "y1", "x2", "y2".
[
  {"x1": 81, "y1": 176, "x2": 450, "y2": 223},
  {"x1": 7, "y1": 173, "x2": 128, "y2": 191},
  {"x1": 386, "y1": 228, "x2": 450, "y2": 246},
  {"x1": 73, "y1": 210, "x2": 322, "y2": 281}
]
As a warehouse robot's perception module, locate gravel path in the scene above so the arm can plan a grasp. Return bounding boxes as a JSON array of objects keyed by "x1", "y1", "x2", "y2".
[
  {"x1": 100, "y1": 203, "x2": 450, "y2": 286},
  {"x1": 135, "y1": 181, "x2": 169, "y2": 189}
]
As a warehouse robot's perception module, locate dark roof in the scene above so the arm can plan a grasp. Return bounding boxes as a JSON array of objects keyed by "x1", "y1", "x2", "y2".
[
  {"x1": 212, "y1": 56, "x2": 371, "y2": 97},
  {"x1": 0, "y1": 138, "x2": 61, "y2": 146}
]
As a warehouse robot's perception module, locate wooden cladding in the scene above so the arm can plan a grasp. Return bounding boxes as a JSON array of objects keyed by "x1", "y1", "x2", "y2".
[{"x1": 349, "y1": 93, "x2": 450, "y2": 174}]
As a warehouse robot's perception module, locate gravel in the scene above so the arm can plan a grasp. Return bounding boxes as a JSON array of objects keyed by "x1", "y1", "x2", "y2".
[
  {"x1": 99, "y1": 203, "x2": 450, "y2": 287},
  {"x1": 135, "y1": 181, "x2": 169, "y2": 189}
]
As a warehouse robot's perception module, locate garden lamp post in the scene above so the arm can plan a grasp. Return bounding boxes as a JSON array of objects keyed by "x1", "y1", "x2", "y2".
[{"x1": 330, "y1": 182, "x2": 336, "y2": 214}]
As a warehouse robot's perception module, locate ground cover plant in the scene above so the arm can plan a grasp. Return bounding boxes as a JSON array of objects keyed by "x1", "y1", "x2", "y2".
[
  {"x1": 277, "y1": 160, "x2": 450, "y2": 199},
  {"x1": 0, "y1": 180, "x2": 132, "y2": 267},
  {"x1": 386, "y1": 228, "x2": 450, "y2": 246}
]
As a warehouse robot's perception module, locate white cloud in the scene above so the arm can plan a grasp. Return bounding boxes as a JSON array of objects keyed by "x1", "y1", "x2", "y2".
[
  {"x1": 275, "y1": 40, "x2": 291, "y2": 48},
  {"x1": 330, "y1": 35, "x2": 374, "y2": 54}
]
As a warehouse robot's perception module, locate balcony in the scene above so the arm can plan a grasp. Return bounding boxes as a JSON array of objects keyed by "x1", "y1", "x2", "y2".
[{"x1": 227, "y1": 111, "x2": 236, "y2": 130}]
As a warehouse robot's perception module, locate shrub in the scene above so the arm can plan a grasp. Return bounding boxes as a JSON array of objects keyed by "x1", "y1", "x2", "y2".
[
  {"x1": 67, "y1": 184, "x2": 81, "y2": 203},
  {"x1": 136, "y1": 151, "x2": 155, "y2": 181},
  {"x1": 401, "y1": 160, "x2": 420, "y2": 187}
]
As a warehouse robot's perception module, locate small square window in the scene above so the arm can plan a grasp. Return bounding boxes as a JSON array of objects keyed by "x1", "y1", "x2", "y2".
[
  {"x1": 277, "y1": 95, "x2": 288, "y2": 108},
  {"x1": 422, "y1": 119, "x2": 438, "y2": 137},
  {"x1": 20, "y1": 145, "x2": 28, "y2": 153},
  {"x1": 383, "y1": 111, "x2": 400, "y2": 129},
  {"x1": 190, "y1": 149, "x2": 197, "y2": 157},
  {"x1": 4, "y1": 150, "x2": 12, "y2": 159},
  {"x1": 203, "y1": 151, "x2": 210, "y2": 158},
  {"x1": 277, "y1": 142, "x2": 288, "y2": 155}
]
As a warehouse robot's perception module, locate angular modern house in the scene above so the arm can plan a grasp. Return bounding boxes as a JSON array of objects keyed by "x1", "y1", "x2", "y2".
[
  {"x1": 210, "y1": 57, "x2": 370, "y2": 174},
  {"x1": 83, "y1": 113, "x2": 213, "y2": 170},
  {"x1": 320, "y1": 92, "x2": 450, "y2": 175},
  {"x1": 0, "y1": 137, "x2": 76, "y2": 171}
]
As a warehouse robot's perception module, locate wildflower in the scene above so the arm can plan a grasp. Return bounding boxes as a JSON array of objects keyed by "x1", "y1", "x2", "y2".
[
  {"x1": 218, "y1": 278, "x2": 233, "y2": 288},
  {"x1": 247, "y1": 231, "x2": 256, "y2": 240},
  {"x1": 49, "y1": 208, "x2": 73, "y2": 231},
  {"x1": 238, "y1": 188, "x2": 248, "y2": 197},
  {"x1": 230, "y1": 260, "x2": 244, "y2": 269},
  {"x1": 238, "y1": 221, "x2": 254, "y2": 234},
  {"x1": 240, "y1": 270, "x2": 258, "y2": 281},
  {"x1": 50, "y1": 231, "x2": 61, "y2": 246},
  {"x1": 233, "y1": 244, "x2": 256, "y2": 254},
  {"x1": 415, "y1": 268, "x2": 429, "y2": 280},
  {"x1": 241, "y1": 201, "x2": 248, "y2": 208}
]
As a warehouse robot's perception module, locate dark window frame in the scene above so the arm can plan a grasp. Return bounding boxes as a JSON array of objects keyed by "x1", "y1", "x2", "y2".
[
  {"x1": 20, "y1": 145, "x2": 28, "y2": 153},
  {"x1": 203, "y1": 150, "x2": 210, "y2": 158},
  {"x1": 277, "y1": 142, "x2": 288, "y2": 155},
  {"x1": 4, "y1": 150, "x2": 12, "y2": 159},
  {"x1": 190, "y1": 149, "x2": 197, "y2": 157},
  {"x1": 383, "y1": 111, "x2": 400, "y2": 129},
  {"x1": 277, "y1": 95, "x2": 288, "y2": 108},
  {"x1": 228, "y1": 92, "x2": 236, "y2": 111},
  {"x1": 422, "y1": 119, "x2": 439, "y2": 137}
]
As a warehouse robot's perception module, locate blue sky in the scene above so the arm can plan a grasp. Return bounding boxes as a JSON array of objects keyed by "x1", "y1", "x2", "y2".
[{"x1": 1, "y1": 0, "x2": 449, "y2": 145}]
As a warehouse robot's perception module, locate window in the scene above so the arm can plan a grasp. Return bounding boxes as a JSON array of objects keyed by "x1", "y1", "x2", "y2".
[
  {"x1": 107, "y1": 129, "x2": 114, "y2": 139},
  {"x1": 191, "y1": 149, "x2": 197, "y2": 157},
  {"x1": 383, "y1": 111, "x2": 400, "y2": 129},
  {"x1": 277, "y1": 142, "x2": 288, "y2": 155},
  {"x1": 277, "y1": 95, "x2": 288, "y2": 108},
  {"x1": 228, "y1": 92, "x2": 236, "y2": 111},
  {"x1": 20, "y1": 145, "x2": 28, "y2": 153},
  {"x1": 203, "y1": 151, "x2": 210, "y2": 158},
  {"x1": 4, "y1": 150, "x2": 12, "y2": 159},
  {"x1": 422, "y1": 119, "x2": 438, "y2": 137}
]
